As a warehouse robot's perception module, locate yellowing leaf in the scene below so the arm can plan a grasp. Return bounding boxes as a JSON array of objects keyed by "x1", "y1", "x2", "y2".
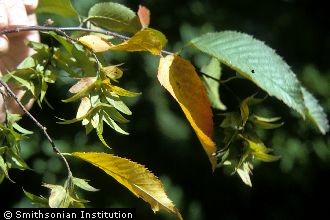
[
  {"x1": 157, "y1": 55, "x2": 217, "y2": 170},
  {"x1": 111, "y1": 28, "x2": 167, "y2": 55},
  {"x1": 101, "y1": 64, "x2": 124, "y2": 81},
  {"x1": 72, "y1": 152, "x2": 182, "y2": 219},
  {"x1": 137, "y1": 5, "x2": 150, "y2": 28},
  {"x1": 76, "y1": 97, "x2": 92, "y2": 118},
  {"x1": 78, "y1": 35, "x2": 113, "y2": 52},
  {"x1": 69, "y1": 77, "x2": 96, "y2": 94}
]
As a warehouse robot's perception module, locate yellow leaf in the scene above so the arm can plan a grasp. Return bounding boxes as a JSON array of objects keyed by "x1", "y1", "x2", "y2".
[
  {"x1": 72, "y1": 152, "x2": 183, "y2": 220},
  {"x1": 157, "y1": 55, "x2": 217, "y2": 170},
  {"x1": 110, "y1": 28, "x2": 167, "y2": 55},
  {"x1": 101, "y1": 64, "x2": 124, "y2": 81},
  {"x1": 78, "y1": 35, "x2": 113, "y2": 52}
]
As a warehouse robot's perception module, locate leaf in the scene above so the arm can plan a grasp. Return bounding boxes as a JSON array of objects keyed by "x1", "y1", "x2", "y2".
[
  {"x1": 76, "y1": 97, "x2": 92, "y2": 119},
  {"x1": 78, "y1": 35, "x2": 113, "y2": 52},
  {"x1": 301, "y1": 87, "x2": 329, "y2": 134},
  {"x1": 103, "y1": 112, "x2": 129, "y2": 135},
  {"x1": 201, "y1": 58, "x2": 226, "y2": 110},
  {"x1": 69, "y1": 77, "x2": 96, "y2": 94},
  {"x1": 103, "y1": 106, "x2": 129, "y2": 124},
  {"x1": 250, "y1": 115, "x2": 284, "y2": 129},
  {"x1": 72, "y1": 152, "x2": 182, "y2": 219},
  {"x1": 23, "y1": 188, "x2": 48, "y2": 207},
  {"x1": 190, "y1": 31, "x2": 306, "y2": 117},
  {"x1": 241, "y1": 135, "x2": 280, "y2": 162},
  {"x1": 43, "y1": 184, "x2": 67, "y2": 208},
  {"x1": 0, "y1": 156, "x2": 12, "y2": 182},
  {"x1": 236, "y1": 162, "x2": 253, "y2": 187},
  {"x1": 72, "y1": 177, "x2": 99, "y2": 192},
  {"x1": 105, "y1": 96, "x2": 132, "y2": 115},
  {"x1": 37, "y1": 0, "x2": 78, "y2": 17},
  {"x1": 158, "y1": 55, "x2": 217, "y2": 170},
  {"x1": 109, "y1": 85, "x2": 141, "y2": 97},
  {"x1": 87, "y1": 2, "x2": 141, "y2": 33},
  {"x1": 102, "y1": 64, "x2": 124, "y2": 81},
  {"x1": 5, "y1": 148, "x2": 31, "y2": 170},
  {"x1": 138, "y1": 5, "x2": 151, "y2": 29},
  {"x1": 110, "y1": 28, "x2": 167, "y2": 55}
]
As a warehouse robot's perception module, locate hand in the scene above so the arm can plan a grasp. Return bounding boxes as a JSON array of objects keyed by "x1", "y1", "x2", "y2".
[{"x1": 0, "y1": 0, "x2": 39, "y2": 122}]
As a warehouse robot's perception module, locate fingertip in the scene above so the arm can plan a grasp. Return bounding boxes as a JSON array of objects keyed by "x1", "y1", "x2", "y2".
[
  {"x1": 0, "y1": 36, "x2": 9, "y2": 54},
  {"x1": 23, "y1": 0, "x2": 39, "y2": 14}
]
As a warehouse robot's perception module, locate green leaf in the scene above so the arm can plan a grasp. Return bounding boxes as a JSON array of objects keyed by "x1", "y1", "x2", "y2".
[
  {"x1": 250, "y1": 115, "x2": 284, "y2": 129},
  {"x1": 87, "y1": 2, "x2": 141, "y2": 33},
  {"x1": 0, "y1": 156, "x2": 13, "y2": 182},
  {"x1": 62, "y1": 83, "x2": 96, "y2": 103},
  {"x1": 72, "y1": 177, "x2": 99, "y2": 192},
  {"x1": 103, "y1": 105, "x2": 129, "y2": 124},
  {"x1": 190, "y1": 31, "x2": 306, "y2": 117},
  {"x1": 241, "y1": 134, "x2": 280, "y2": 162},
  {"x1": 110, "y1": 85, "x2": 141, "y2": 97},
  {"x1": 37, "y1": 0, "x2": 78, "y2": 17},
  {"x1": 5, "y1": 148, "x2": 31, "y2": 170},
  {"x1": 105, "y1": 96, "x2": 132, "y2": 115},
  {"x1": 103, "y1": 111, "x2": 129, "y2": 135},
  {"x1": 23, "y1": 188, "x2": 49, "y2": 207},
  {"x1": 301, "y1": 87, "x2": 329, "y2": 134},
  {"x1": 201, "y1": 58, "x2": 226, "y2": 110}
]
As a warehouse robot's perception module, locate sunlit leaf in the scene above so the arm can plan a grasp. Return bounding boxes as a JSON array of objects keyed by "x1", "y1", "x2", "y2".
[
  {"x1": 37, "y1": 0, "x2": 78, "y2": 17},
  {"x1": 109, "y1": 85, "x2": 141, "y2": 97},
  {"x1": 43, "y1": 184, "x2": 67, "y2": 208},
  {"x1": 62, "y1": 78, "x2": 96, "y2": 103},
  {"x1": 236, "y1": 162, "x2": 253, "y2": 187},
  {"x1": 158, "y1": 55, "x2": 217, "y2": 170},
  {"x1": 76, "y1": 97, "x2": 92, "y2": 119},
  {"x1": 301, "y1": 87, "x2": 329, "y2": 134},
  {"x1": 72, "y1": 177, "x2": 99, "y2": 192},
  {"x1": 241, "y1": 135, "x2": 280, "y2": 162},
  {"x1": 5, "y1": 148, "x2": 31, "y2": 170},
  {"x1": 190, "y1": 31, "x2": 306, "y2": 117},
  {"x1": 250, "y1": 115, "x2": 284, "y2": 129},
  {"x1": 78, "y1": 35, "x2": 113, "y2": 52},
  {"x1": 201, "y1": 58, "x2": 226, "y2": 110},
  {"x1": 102, "y1": 64, "x2": 124, "y2": 81},
  {"x1": 110, "y1": 28, "x2": 167, "y2": 55},
  {"x1": 138, "y1": 5, "x2": 151, "y2": 29},
  {"x1": 87, "y1": 2, "x2": 141, "y2": 33},
  {"x1": 72, "y1": 152, "x2": 182, "y2": 219},
  {"x1": 0, "y1": 156, "x2": 12, "y2": 182},
  {"x1": 103, "y1": 112, "x2": 129, "y2": 135},
  {"x1": 105, "y1": 96, "x2": 132, "y2": 115}
]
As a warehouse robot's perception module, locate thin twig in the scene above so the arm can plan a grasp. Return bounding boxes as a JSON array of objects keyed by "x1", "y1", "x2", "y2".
[
  {"x1": 0, "y1": 80, "x2": 72, "y2": 179},
  {"x1": 0, "y1": 25, "x2": 174, "y2": 56}
]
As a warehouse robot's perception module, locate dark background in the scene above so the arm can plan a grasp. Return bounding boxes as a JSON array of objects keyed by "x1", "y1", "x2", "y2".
[{"x1": 1, "y1": 0, "x2": 329, "y2": 219}]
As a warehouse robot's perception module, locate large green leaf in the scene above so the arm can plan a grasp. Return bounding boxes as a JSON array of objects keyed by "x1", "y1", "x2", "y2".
[
  {"x1": 301, "y1": 87, "x2": 329, "y2": 134},
  {"x1": 37, "y1": 0, "x2": 78, "y2": 17},
  {"x1": 190, "y1": 31, "x2": 306, "y2": 117},
  {"x1": 86, "y1": 2, "x2": 142, "y2": 33}
]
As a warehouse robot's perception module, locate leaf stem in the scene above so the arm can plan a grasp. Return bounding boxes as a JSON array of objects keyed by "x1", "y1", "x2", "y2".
[
  {"x1": 0, "y1": 80, "x2": 72, "y2": 179},
  {"x1": 0, "y1": 25, "x2": 173, "y2": 56}
]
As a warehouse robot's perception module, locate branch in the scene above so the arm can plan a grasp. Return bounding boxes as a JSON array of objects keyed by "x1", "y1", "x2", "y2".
[
  {"x1": 0, "y1": 80, "x2": 72, "y2": 179},
  {"x1": 0, "y1": 25, "x2": 173, "y2": 55}
]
